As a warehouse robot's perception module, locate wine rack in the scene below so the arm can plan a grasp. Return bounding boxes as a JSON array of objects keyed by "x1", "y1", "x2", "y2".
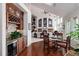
[{"x1": 6, "y1": 3, "x2": 24, "y2": 30}]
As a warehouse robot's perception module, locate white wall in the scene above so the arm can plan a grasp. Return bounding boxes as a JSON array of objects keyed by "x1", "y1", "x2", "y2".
[
  {"x1": 0, "y1": 4, "x2": 2, "y2": 56},
  {"x1": 2, "y1": 3, "x2": 6, "y2": 56}
]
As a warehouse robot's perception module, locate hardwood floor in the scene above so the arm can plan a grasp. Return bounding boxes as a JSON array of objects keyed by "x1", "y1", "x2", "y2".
[{"x1": 18, "y1": 41, "x2": 64, "y2": 56}]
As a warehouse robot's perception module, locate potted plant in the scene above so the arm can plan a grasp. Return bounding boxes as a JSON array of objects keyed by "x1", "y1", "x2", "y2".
[
  {"x1": 68, "y1": 24, "x2": 79, "y2": 52},
  {"x1": 10, "y1": 31, "x2": 22, "y2": 40},
  {"x1": 69, "y1": 24, "x2": 79, "y2": 40}
]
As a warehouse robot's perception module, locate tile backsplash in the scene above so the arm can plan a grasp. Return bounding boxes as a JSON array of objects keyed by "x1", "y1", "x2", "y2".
[
  {"x1": 7, "y1": 23, "x2": 17, "y2": 33},
  {"x1": 6, "y1": 23, "x2": 17, "y2": 39}
]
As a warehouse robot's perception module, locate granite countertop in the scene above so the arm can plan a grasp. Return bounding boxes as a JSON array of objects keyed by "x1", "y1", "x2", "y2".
[
  {"x1": 6, "y1": 35, "x2": 27, "y2": 46},
  {"x1": 6, "y1": 36, "x2": 26, "y2": 45},
  {"x1": 6, "y1": 36, "x2": 24, "y2": 46},
  {"x1": 6, "y1": 39, "x2": 18, "y2": 46}
]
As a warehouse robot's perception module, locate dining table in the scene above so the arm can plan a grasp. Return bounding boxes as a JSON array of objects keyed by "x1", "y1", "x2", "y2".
[{"x1": 49, "y1": 38, "x2": 63, "y2": 49}]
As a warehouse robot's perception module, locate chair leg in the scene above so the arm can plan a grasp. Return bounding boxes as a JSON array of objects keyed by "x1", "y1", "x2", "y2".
[
  {"x1": 43, "y1": 45, "x2": 50, "y2": 54},
  {"x1": 65, "y1": 49, "x2": 67, "y2": 53}
]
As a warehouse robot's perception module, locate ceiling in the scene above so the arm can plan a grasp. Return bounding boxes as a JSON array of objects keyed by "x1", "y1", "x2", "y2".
[{"x1": 25, "y1": 3, "x2": 79, "y2": 17}]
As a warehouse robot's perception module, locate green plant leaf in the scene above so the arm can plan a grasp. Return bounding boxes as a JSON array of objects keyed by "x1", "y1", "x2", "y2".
[
  {"x1": 10, "y1": 31, "x2": 22, "y2": 40},
  {"x1": 68, "y1": 24, "x2": 79, "y2": 40}
]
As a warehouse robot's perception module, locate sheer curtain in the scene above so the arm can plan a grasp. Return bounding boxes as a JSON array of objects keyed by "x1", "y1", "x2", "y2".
[{"x1": 65, "y1": 17, "x2": 78, "y2": 35}]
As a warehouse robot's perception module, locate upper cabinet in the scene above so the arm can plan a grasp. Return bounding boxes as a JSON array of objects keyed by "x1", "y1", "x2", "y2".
[
  {"x1": 6, "y1": 3, "x2": 24, "y2": 30},
  {"x1": 38, "y1": 19, "x2": 42, "y2": 27},
  {"x1": 38, "y1": 18, "x2": 53, "y2": 28}
]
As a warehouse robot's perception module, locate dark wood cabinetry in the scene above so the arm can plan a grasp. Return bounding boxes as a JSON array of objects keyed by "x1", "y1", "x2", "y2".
[{"x1": 17, "y1": 37, "x2": 26, "y2": 55}]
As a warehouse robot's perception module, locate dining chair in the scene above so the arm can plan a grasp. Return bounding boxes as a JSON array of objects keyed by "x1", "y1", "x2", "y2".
[
  {"x1": 40, "y1": 32, "x2": 44, "y2": 38},
  {"x1": 56, "y1": 36, "x2": 71, "y2": 52},
  {"x1": 43, "y1": 31, "x2": 55, "y2": 54},
  {"x1": 43, "y1": 34, "x2": 49, "y2": 52}
]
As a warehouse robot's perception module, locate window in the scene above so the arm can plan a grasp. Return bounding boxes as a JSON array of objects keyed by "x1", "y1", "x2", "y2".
[
  {"x1": 70, "y1": 17, "x2": 77, "y2": 32},
  {"x1": 53, "y1": 16, "x2": 63, "y2": 31},
  {"x1": 48, "y1": 18, "x2": 52, "y2": 27},
  {"x1": 76, "y1": 18, "x2": 79, "y2": 24}
]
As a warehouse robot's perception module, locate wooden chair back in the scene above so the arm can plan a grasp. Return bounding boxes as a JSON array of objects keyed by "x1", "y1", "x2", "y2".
[
  {"x1": 56, "y1": 36, "x2": 71, "y2": 52},
  {"x1": 43, "y1": 33, "x2": 49, "y2": 53},
  {"x1": 66, "y1": 36, "x2": 71, "y2": 50}
]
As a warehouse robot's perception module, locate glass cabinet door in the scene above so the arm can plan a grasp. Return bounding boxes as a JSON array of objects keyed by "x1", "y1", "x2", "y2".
[
  {"x1": 38, "y1": 19, "x2": 42, "y2": 27},
  {"x1": 43, "y1": 18, "x2": 47, "y2": 27}
]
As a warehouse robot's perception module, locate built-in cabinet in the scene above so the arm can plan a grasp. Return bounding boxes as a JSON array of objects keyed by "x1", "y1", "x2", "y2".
[
  {"x1": 31, "y1": 15, "x2": 53, "y2": 38},
  {"x1": 7, "y1": 37, "x2": 25, "y2": 56},
  {"x1": 6, "y1": 3, "x2": 26, "y2": 56},
  {"x1": 37, "y1": 18, "x2": 53, "y2": 33}
]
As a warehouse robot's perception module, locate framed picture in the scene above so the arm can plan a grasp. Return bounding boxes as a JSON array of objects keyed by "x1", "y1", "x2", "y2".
[
  {"x1": 48, "y1": 18, "x2": 52, "y2": 27},
  {"x1": 43, "y1": 18, "x2": 47, "y2": 27},
  {"x1": 38, "y1": 19, "x2": 42, "y2": 27}
]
